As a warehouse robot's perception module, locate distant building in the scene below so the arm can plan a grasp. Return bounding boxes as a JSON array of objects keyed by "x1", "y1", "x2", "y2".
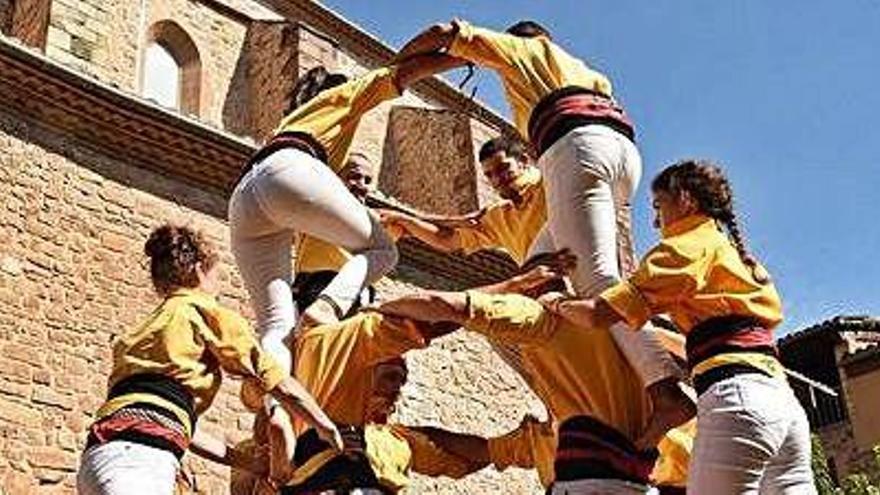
[{"x1": 779, "y1": 316, "x2": 880, "y2": 481}]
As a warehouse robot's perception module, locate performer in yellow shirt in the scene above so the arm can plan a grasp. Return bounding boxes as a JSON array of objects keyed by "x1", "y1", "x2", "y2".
[
  {"x1": 550, "y1": 160, "x2": 814, "y2": 494},
  {"x1": 238, "y1": 271, "x2": 503, "y2": 493},
  {"x1": 76, "y1": 225, "x2": 339, "y2": 495},
  {"x1": 393, "y1": 20, "x2": 691, "y2": 438},
  {"x1": 374, "y1": 255, "x2": 682, "y2": 494},
  {"x1": 380, "y1": 136, "x2": 546, "y2": 266},
  {"x1": 229, "y1": 54, "x2": 463, "y2": 377}
]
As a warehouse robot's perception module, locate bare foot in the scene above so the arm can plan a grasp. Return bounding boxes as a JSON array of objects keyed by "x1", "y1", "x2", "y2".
[
  {"x1": 637, "y1": 378, "x2": 696, "y2": 451},
  {"x1": 266, "y1": 406, "x2": 297, "y2": 487}
]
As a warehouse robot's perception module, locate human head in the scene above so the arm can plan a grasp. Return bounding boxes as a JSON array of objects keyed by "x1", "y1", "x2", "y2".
[
  {"x1": 368, "y1": 356, "x2": 408, "y2": 422},
  {"x1": 505, "y1": 20, "x2": 552, "y2": 40},
  {"x1": 144, "y1": 224, "x2": 218, "y2": 296},
  {"x1": 478, "y1": 136, "x2": 532, "y2": 201},
  {"x1": 651, "y1": 159, "x2": 769, "y2": 282},
  {"x1": 340, "y1": 152, "x2": 374, "y2": 203},
  {"x1": 289, "y1": 66, "x2": 349, "y2": 112}
]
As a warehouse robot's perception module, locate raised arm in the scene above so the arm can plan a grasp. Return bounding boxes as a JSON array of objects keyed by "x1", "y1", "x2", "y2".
[
  {"x1": 378, "y1": 209, "x2": 462, "y2": 252},
  {"x1": 395, "y1": 22, "x2": 458, "y2": 62},
  {"x1": 376, "y1": 290, "x2": 469, "y2": 325},
  {"x1": 190, "y1": 429, "x2": 268, "y2": 476},
  {"x1": 196, "y1": 306, "x2": 343, "y2": 452},
  {"x1": 395, "y1": 52, "x2": 469, "y2": 89}
]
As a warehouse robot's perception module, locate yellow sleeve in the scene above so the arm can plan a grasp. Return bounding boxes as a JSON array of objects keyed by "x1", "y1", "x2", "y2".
[
  {"x1": 465, "y1": 292, "x2": 559, "y2": 345},
  {"x1": 359, "y1": 313, "x2": 429, "y2": 366},
  {"x1": 652, "y1": 420, "x2": 696, "y2": 488},
  {"x1": 451, "y1": 202, "x2": 511, "y2": 254},
  {"x1": 448, "y1": 20, "x2": 538, "y2": 71},
  {"x1": 600, "y1": 241, "x2": 705, "y2": 329},
  {"x1": 194, "y1": 305, "x2": 286, "y2": 393},
  {"x1": 276, "y1": 67, "x2": 401, "y2": 156},
  {"x1": 392, "y1": 426, "x2": 475, "y2": 480},
  {"x1": 488, "y1": 421, "x2": 538, "y2": 470}
]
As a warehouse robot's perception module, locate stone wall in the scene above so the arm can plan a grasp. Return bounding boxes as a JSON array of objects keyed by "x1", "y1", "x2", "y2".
[
  {"x1": 0, "y1": 0, "x2": 541, "y2": 493},
  {"x1": 0, "y1": 103, "x2": 544, "y2": 493}
]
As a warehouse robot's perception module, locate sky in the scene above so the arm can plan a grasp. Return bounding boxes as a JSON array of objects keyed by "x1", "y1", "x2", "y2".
[{"x1": 322, "y1": 0, "x2": 880, "y2": 336}]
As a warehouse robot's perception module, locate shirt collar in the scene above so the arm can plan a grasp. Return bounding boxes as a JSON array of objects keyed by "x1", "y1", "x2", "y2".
[
  {"x1": 513, "y1": 167, "x2": 542, "y2": 195},
  {"x1": 168, "y1": 287, "x2": 213, "y2": 301},
  {"x1": 661, "y1": 214, "x2": 716, "y2": 238}
]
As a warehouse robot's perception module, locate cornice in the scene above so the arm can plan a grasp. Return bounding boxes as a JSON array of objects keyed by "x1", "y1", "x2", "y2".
[
  {"x1": 260, "y1": 0, "x2": 516, "y2": 136},
  {"x1": 0, "y1": 36, "x2": 516, "y2": 287}
]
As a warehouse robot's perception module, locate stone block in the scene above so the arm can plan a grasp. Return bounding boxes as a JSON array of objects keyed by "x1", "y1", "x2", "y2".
[{"x1": 380, "y1": 106, "x2": 479, "y2": 215}]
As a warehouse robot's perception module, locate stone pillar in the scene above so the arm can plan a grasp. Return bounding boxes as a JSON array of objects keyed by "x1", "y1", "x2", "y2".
[
  {"x1": 9, "y1": 0, "x2": 50, "y2": 49},
  {"x1": 380, "y1": 106, "x2": 479, "y2": 215},
  {"x1": 223, "y1": 20, "x2": 299, "y2": 141}
]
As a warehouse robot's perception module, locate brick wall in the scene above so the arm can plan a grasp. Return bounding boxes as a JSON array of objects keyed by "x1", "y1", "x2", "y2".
[
  {"x1": 0, "y1": 0, "x2": 11, "y2": 34},
  {"x1": 0, "y1": 100, "x2": 543, "y2": 495}
]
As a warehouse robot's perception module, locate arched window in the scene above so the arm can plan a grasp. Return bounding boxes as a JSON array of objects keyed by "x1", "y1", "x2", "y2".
[
  {"x1": 141, "y1": 20, "x2": 201, "y2": 116},
  {"x1": 142, "y1": 41, "x2": 180, "y2": 109}
]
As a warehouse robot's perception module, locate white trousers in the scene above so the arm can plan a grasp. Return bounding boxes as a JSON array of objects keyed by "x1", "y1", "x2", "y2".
[
  {"x1": 534, "y1": 125, "x2": 680, "y2": 386},
  {"x1": 689, "y1": 374, "x2": 816, "y2": 495},
  {"x1": 229, "y1": 148, "x2": 398, "y2": 373},
  {"x1": 551, "y1": 478, "x2": 655, "y2": 494},
  {"x1": 76, "y1": 441, "x2": 179, "y2": 495}
]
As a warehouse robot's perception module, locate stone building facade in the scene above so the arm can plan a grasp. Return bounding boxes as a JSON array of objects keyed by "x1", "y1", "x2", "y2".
[
  {"x1": 0, "y1": 0, "x2": 551, "y2": 493},
  {"x1": 779, "y1": 317, "x2": 880, "y2": 483}
]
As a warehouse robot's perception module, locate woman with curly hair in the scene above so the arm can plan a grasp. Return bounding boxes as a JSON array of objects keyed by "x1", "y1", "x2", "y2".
[{"x1": 76, "y1": 225, "x2": 340, "y2": 495}]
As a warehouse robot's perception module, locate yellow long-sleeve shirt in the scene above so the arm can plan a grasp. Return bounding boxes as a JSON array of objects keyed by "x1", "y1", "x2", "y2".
[
  {"x1": 98, "y1": 289, "x2": 285, "y2": 436},
  {"x1": 448, "y1": 20, "x2": 614, "y2": 138},
  {"x1": 600, "y1": 214, "x2": 785, "y2": 378},
  {"x1": 488, "y1": 417, "x2": 695, "y2": 489},
  {"x1": 465, "y1": 291, "x2": 651, "y2": 444},
  {"x1": 452, "y1": 167, "x2": 547, "y2": 265},
  {"x1": 275, "y1": 67, "x2": 400, "y2": 172},
  {"x1": 290, "y1": 313, "x2": 471, "y2": 490}
]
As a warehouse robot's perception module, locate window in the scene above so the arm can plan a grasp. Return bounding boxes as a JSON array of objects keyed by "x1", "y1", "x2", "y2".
[
  {"x1": 141, "y1": 20, "x2": 201, "y2": 116},
  {"x1": 142, "y1": 41, "x2": 180, "y2": 109}
]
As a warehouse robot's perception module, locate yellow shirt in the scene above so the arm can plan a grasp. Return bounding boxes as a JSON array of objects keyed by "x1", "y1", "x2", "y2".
[
  {"x1": 293, "y1": 312, "x2": 427, "y2": 430},
  {"x1": 488, "y1": 417, "x2": 693, "y2": 489},
  {"x1": 98, "y1": 289, "x2": 285, "y2": 435},
  {"x1": 295, "y1": 235, "x2": 351, "y2": 273},
  {"x1": 275, "y1": 67, "x2": 401, "y2": 172},
  {"x1": 291, "y1": 314, "x2": 474, "y2": 490},
  {"x1": 488, "y1": 417, "x2": 557, "y2": 488},
  {"x1": 600, "y1": 214, "x2": 785, "y2": 378},
  {"x1": 448, "y1": 20, "x2": 614, "y2": 138},
  {"x1": 652, "y1": 420, "x2": 696, "y2": 489},
  {"x1": 295, "y1": 224, "x2": 404, "y2": 274},
  {"x1": 465, "y1": 292, "x2": 651, "y2": 440},
  {"x1": 452, "y1": 167, "x2": 547, "y2": 265}
]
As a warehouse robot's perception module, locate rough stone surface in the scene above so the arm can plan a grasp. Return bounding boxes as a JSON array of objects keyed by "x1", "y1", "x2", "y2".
[
  {"x1": 0, "y1": 0, "x2": 543, "y2": 493},
  {"x1": 0, "y1": 108, "x2": 542, "y2": 493},
  {"x1": 381, "y1": 106, "x2": 479, "y2": 215}
]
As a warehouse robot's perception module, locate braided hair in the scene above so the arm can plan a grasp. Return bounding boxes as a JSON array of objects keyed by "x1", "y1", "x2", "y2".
[
  {"x1": 287, "y1": 66, "x2": 349, "y2": 114},
  {"x1": 651, "y1": 159, "x2": 770, "y2": 284},
  {"x1": 144, "y1": 224, "x2": 218, "y2": 295}
]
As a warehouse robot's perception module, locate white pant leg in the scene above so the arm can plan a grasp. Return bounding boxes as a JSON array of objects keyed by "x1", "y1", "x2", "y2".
[
  {"x1": 539, "y1": 126, "x2": 679, "y2": 386},
  {"x1": 759, "y1": 387, "x2": 816, "y2": 495},
  {"x1": 77, "y1": 441, "x2": 179, "y2": 495},
  {"x1": 688, "y1": 374, "x2": 815, "y2": 495},
  {"x1": 229, "y1": 148, "x2": 398, "y2": 372},
  {"x1": 551, "y1": 478, "x2": 653, "y2": 494}
]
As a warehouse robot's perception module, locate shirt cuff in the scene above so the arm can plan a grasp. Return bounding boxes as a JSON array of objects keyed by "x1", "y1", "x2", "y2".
[
  {"x1": 487, "y1": 437, "x2": 513, "y2": 470},
  {"x1": 599, "y1": 281, "x2": 652, "y2": 330},
  {"x1": 257, "y1": 360, "x2": 287, "y2": 393}
]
